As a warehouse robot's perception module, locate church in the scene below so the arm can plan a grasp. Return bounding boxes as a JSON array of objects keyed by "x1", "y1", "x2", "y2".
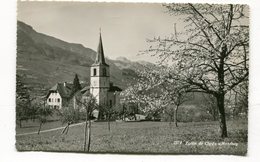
[
  {"x1": 89, "y1": 32, "x2": 122, "y2": 108},
  {"x1": 90, "y1": 33, "x2": 122, "y2": 112},
  {"x1": 46, "y1": 32, "x2": 122, "y2": 118}
]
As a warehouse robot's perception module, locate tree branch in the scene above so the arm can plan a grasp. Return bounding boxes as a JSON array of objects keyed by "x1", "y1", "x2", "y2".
[{"x1": 188, "y1": 3, "x2": 223, "y2": 41}]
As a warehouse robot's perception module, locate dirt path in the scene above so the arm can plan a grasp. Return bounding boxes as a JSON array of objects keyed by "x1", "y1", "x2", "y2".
[{"x1": 16, "y1": 122, "x2": 85, "y2": 136}]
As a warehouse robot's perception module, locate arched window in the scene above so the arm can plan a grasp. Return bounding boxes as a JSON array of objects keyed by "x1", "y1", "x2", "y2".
[
  {"x1": 103, "y1": 68, "x2": 106, "y2": 76},
  {"x1": 93, "y1": 68, "x2": 97, "y2": 76}
]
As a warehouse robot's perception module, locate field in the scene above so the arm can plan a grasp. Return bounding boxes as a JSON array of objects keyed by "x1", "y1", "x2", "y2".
[{"x1": 16, "y1": 120, "x2": 247, "y2": 155}]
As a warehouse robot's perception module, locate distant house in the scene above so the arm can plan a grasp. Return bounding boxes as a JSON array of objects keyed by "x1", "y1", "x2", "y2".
[
  {"x1": 135, "y1": 114, "x2": 146, "y2": 121},
  {"x1": 46, "y1": 82, "x2": 73, "y2": 109},
  {"x1": 124, "y1": 114, "x2": 146, "y2": 122}
]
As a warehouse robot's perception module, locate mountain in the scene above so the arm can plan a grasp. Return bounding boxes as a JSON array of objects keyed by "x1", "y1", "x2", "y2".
[
  {"x1": 16, "y1": 21, "x2": 138, "y2": 97},
  {"x1": 114, "y1": 57, "x2": 153, "y2": 70}
]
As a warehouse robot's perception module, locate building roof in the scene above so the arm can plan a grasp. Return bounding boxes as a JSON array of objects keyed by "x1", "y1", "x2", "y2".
[
  {"x1": 47, "y1": 82, "x2": 122, "y2": 99},
  {"x1": 108, "y1": 85, "x2": 123, "y2": 92},
  {"x1": 92, "y1": 32, "x2": 109, "y2": 66},
  {"x1": 47, "y1": 82, "x2": 73, "y2": 99},
  {"x1": 80, "y1": 86, "x2": 90, "y2": 96}
]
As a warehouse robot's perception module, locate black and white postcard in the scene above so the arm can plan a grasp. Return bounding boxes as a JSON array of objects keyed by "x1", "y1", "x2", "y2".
[{"x1": 15, "y1": 1, "x2": 249, "y2": 155}]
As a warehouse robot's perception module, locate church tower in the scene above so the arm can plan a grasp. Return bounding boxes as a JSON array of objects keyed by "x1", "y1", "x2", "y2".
[{"x1": 90, "y1": 32, "x2": 110, "y2": 107}]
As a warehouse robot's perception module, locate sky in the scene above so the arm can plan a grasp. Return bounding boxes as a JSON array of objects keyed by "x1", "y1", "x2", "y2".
[{"x1": 17, "y1": 1, "x2": 180, "y2": 62}]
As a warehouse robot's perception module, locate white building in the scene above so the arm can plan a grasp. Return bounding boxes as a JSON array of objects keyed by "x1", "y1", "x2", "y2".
[{"x1": 46, "y1": 82, "x2": 73, "y2": 109}]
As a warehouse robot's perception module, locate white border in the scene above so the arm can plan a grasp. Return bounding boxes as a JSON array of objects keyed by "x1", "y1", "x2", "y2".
[{"x1": 1, "y1": 0, "x2": 260, "y2": 162}]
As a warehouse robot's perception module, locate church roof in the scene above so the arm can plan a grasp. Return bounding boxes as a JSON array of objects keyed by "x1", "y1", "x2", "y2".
[
  {"x1": 92, "y1": 32, "x2": 109, "y2": 66},
  {"x1": 108, "y1": 85, "x2": 123, "y2": 92}
]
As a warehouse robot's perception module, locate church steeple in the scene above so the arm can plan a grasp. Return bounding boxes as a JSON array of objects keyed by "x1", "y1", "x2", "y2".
[
  {"x1": 90, "y1": 30, "x2": 110, "y2": 107},
  {"x1": 94, "y1": 30, "x2": 108, "y2": 66}
]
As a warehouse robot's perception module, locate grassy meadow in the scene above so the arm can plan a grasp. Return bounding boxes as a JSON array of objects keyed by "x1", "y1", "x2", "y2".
[{"x1": 16, "y1": 120, "x2": 247, "y2": 155}]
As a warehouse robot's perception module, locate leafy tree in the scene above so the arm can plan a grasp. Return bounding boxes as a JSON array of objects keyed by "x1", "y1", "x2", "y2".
[
  {"x1": 122, "y1": 79, "x2": 166, "y2": 121},
  {"x1": 127, "y1": 102, "x2": 139, "y2": 120},
  {"x1": 71, "y1": 73, "x2": 81, "y2": 96},
  {"x1": 115, "y1": 99, "x2": 139, "y2": 121},
  {"x1": 143, "y1": 4, "x2": 249, "y2": 137},
  {"x1": 118, "y1": 101, "x2": 139, "y2": 121},
  {"x1": 16, "y1": 74, "x2": 34, "y2": 127},
  {"x1": 163, "y1": 105, "x2": 175, "y2": 123},
  {"x1": 113, "y1": 100, "x2": 125, "y2": 120},
  {"x1": 123, "y1": 65, "x2": 190, "y2": 126}
]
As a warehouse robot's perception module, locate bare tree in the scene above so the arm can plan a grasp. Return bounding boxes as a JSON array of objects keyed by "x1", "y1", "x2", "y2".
[
  {"x1": 33, "y1": 103, "x2": 53, "y2": 135},
  {"x1": 75, "y1": 94, "x2": 97, "y2": 152},
  {"x1": 98, "y1": 104, "x2": 113, "y2": 132},
  {"x1": 163, "y1": 86, "x2": 191, "y2": 127},
  {"x1": 59, "y1": 105, "x2": 80, "y2": 135},
  {"x1": 143, "y1": 4, "x2": 249, "y2": 137}
]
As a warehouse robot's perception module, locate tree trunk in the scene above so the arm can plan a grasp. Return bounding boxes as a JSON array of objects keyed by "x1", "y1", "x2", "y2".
[
  {"x1": 98, "y1": 109, "x2": 104, "y2": 120},
  {"x1": 169, "y1": 116, "x2": 172, "y2": 126},
  {"x1": 216, "y1": 44, "x2": 228, "y2": 138},
  {"x1": 61, "y1": 123, "x2": 70, "y2": 135},
  {"x1": 61, "y1": 125, "x2": 68, "y2": 134},
  {"x1": 65, "y1": 123, "x2": 70, "y2": 135},
  {"x1": 216, "y1": 93, "x2": 228, "y2": 138},
  {"x1": 83, "y1": 113, "x2": 88, "y2": 151},
  {"x1": 87, "y1": 119, "x2": 91, "y2": 152},
  {"x1": 108, "y1": 114, "x2": 111, "y2": 132},
  {"x1": 38, "y1": 121, "x2": 42, "y2": 135},
  {"x1": 174, "y1": 106, "x2": 179, "y2": 127},
  {"x1": 122, "y1": 104, "x2": 125, "y2": 121},
  {"x1": 168, "y1": 110, "x2": 173, "y2": 126}
]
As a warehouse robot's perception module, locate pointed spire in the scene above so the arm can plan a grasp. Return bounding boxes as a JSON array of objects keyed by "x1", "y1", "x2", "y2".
[{"x1": 94, "y1": 29, "x2": 108, "y2": 66}]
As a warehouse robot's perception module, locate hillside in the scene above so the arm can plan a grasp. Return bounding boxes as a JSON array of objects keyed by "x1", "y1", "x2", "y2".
[{"x1": 16, "y1": 21, "x2": 137, "y2": 97}]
